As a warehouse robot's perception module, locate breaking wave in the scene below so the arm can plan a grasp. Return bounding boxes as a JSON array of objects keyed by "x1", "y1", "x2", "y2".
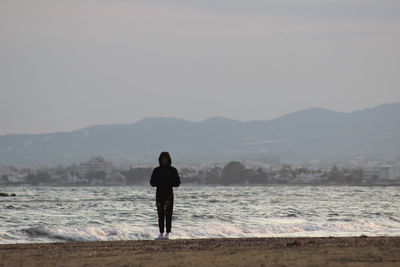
[{"x1": 0, "y1": 185, "x2": 399, "y2": 243}]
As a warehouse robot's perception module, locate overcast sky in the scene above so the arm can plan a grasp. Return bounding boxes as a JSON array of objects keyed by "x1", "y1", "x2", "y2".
[{"x1": 1, "y1": 0, "x2": 399, "y2": 135}]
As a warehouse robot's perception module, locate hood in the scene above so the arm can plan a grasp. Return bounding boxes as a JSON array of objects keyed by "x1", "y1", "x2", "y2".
[{"x1": 158, "y1": 151, "x2": 172, "y2": 166}]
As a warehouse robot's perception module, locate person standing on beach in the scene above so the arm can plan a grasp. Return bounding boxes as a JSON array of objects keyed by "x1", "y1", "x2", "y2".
[{"x1": 150, "y1": 151, "x2": 181, "y2": 240}]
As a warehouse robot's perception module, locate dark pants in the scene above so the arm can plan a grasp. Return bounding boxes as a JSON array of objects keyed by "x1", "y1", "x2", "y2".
[{"x1": 156, "y1": 193, "x2": 174, "y2": 233}]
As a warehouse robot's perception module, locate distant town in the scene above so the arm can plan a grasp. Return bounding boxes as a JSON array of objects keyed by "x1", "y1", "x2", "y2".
[{"x1": 1, "y1": 155, "x2": 400, "y2": 186}]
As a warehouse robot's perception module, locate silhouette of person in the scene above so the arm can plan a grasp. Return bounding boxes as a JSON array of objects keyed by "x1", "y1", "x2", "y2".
[{"x1": 150, "y1": 151, "x2": 181, "y2": 240}]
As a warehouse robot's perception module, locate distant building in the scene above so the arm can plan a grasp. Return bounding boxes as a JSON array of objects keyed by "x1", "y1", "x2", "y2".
[
  {"x1": 363, "y1": 165, "x2": 399, "y2": 183},
  {"x1": 379, "y1": 165, "x2": 398, "y2": 180},
  {"x1": 78, "y1": 156, "x2": 113, "y2": 177},
  {"x1": 363, "y1": 168, "x2": 380, "y2": 183}
]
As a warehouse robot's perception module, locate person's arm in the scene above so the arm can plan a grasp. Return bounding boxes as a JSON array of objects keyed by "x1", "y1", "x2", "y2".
[
  {"x1": 172, "y1": 167, "x2": 181, "y2": 187},
  {"x1": 150, "y1": 168, "x2": 158, "y2": 187}
]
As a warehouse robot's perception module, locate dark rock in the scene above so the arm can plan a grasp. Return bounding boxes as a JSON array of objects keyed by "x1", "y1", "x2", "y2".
[
  {"x1": 0, "y1": 192, "x2": 16, "y2": 197},
  {"x1": 287, "y1": 240, "x2": 303, "y2": 247}
]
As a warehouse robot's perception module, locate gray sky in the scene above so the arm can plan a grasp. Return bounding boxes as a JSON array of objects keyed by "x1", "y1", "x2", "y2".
[{"x1": 1, "y1": 0, "x2": 399, "y2": 135}]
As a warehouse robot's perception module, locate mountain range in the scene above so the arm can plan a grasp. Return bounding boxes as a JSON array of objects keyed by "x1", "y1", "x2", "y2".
[{"x1": 1, "y1": 103, "x2": 400, "y2": 166}]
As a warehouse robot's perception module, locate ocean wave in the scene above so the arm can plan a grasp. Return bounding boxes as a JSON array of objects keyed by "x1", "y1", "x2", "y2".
[
  {"x1": 0, "y1": 217, "x2": 394, "y2": 244},
  {"x1": 389, "y1": 216, "x2": 400, "y2": 223},
  {"x1": 1, "y1": 186, "x2": 399, "y2": 244},
  {"x1": 22, "y1": 227, "x2": 79, "y2": 242},
  {"x1": 20, "y1": 226, "x2": 153, "y2": 242}
]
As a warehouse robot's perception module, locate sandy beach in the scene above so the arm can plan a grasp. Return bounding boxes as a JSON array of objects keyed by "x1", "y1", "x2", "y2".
[{"x1": 0, "y1": 236, "x2": 399, "y2": 267}]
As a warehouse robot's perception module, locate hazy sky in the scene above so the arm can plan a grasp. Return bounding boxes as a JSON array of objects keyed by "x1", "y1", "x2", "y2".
[{"x1": 1, "y1": 0, "x2": 399, "y2": 135}]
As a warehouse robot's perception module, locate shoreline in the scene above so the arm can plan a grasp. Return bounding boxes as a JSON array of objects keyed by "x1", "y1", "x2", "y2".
[
  {"x1": 1, "y1": 183, "x2": 400, "y2": 188},
  {"x1": 1, "y1": 236, "x2": 400, "y2": 266}
]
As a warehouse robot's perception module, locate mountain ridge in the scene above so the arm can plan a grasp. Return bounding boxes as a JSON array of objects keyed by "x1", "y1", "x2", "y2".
[
  {"x1": 0, "y1": 103, "x2": 399, "y2": 165},
  {"x1": 4, "y1": 103, "x2": 399, "y2": 137}
]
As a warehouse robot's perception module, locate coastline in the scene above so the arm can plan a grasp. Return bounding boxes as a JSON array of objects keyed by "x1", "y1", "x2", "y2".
[
  {"x1": 1, "y1": 236, "x2": 399, "y2": 267},
  {"x1": 2, "y1": 185, "x2": 400, "y2": 192}
]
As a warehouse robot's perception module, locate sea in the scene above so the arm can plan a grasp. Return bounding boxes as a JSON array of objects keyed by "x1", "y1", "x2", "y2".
[{"x1": 0, "y1": 185, "x2": 399, "y2": 244}]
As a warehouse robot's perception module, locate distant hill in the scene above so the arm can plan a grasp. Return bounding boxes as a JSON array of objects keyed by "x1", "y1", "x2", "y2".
[{"x1": 1, "y1": 103, "x2": 400, "y2": 166}]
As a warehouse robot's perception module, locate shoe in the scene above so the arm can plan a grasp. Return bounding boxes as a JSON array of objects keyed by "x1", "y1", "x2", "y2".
[
  {"x1": 164, "y1": 233, "x2": 170, "y2": 240},
  {"x1": 155, "y1": 233, "x2": 164, "y2": 240}
]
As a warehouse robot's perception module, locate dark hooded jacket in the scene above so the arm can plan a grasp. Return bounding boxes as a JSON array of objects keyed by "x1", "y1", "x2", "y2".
[{"x1": 150, "y1": 152, "x2": 180, "y2": 196}]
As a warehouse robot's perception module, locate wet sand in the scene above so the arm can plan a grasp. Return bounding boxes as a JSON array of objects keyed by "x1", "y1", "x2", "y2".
[{"x1": 1, "y1": 236, "x2": 399, "y2": 267}]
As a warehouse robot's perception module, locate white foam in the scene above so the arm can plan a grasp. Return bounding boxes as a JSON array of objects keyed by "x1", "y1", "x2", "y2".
[{"x1": 5, "y1": 216, "x2": 397, "y2": 244}]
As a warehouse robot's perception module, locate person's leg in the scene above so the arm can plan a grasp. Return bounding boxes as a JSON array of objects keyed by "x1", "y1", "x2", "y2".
[
  {"x1": 165, "y1": 193, "x2": 174, "y2": 233},
  {"x1": 156, "y1": 199, "x2": 165, "y2": 234}
]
